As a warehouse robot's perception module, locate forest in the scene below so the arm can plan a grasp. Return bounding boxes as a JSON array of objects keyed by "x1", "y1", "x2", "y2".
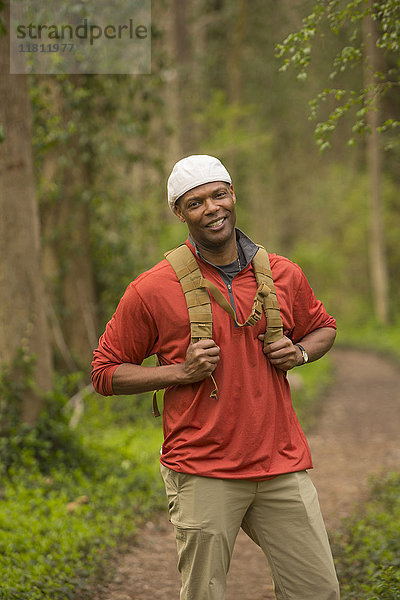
[{"x1": 1, "y1": 1, "x2": 400, "y2": 598}]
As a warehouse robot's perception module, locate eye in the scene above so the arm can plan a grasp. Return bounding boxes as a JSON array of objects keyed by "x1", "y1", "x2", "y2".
[{"x1": 188, "y1": 200, "x2": 200, "y2": 209}]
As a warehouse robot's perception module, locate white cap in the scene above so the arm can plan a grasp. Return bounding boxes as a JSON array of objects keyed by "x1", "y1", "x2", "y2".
[{"x1": 167, "y1": 155, "x2": 232, "y2": 212}]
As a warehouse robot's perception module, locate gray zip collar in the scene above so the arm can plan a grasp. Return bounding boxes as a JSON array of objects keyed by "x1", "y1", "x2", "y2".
[{"x1": 188, "y1": 228, "x2": 259, "y2": 271}]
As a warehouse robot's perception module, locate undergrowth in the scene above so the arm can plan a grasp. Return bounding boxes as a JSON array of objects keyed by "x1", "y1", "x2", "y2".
[
  {"x1": 293, "y1": 328, "x2": 400, "y2": 599},
  {"x1": 333, "y1": 324, "x2": 400, "y2": 599},
  {"x1": 1, "y1": 324, "x2": 399, "y2": 598},
  {"x1": 290, "y1": 355, "x2": 334, "y2": 432},
  {"x1": 332, "y1": 472, "x2": 400, "y2": 600},
  {"x1": 0, "y1": 359, "x2": 164, "y2": 600},
  {"x1": 336, "y1": 320, "x2": 400, "y2": 362}
]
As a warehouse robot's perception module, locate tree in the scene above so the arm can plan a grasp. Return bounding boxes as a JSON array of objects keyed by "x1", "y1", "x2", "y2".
[
  {"x1": 31, "y1": 47, "x2": 169, "y2": 342},
  {"x1": 33, "y1": 76, "x2": 100, "y2": 371},
  {"x1": 362, "y1": 5, "x2": 389, "y2": 324},
  {"x1": 0, "y1": 0, "x2": 52, "y2": 424},
  {"x1": 276, "y1": 0, "x2": 400, "y2": 151},
  {"x1": 276, "y1": 0, "x2": 399, "y2": 323}
]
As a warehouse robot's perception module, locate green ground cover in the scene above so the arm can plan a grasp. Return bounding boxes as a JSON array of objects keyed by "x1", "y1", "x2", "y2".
[
  {"x1": 292, "y1": 325, "x2": 400, "y2": 600},
  {"x1": 333, "y1": 323, "x2": 400, "y2": 599},
  {"x1": 0, "y1": 389, "x2": 164, "y2": 600},
  {"x1": 336, "y1": 320, "x2": 400, "y2": 362},
  {"x1": 290, "y1": 355, "x2": 334, "y2": 432},
  {"x1": 0, "y1": 354, "x2": 330, "y2": 599},
  {"x1": 1, "y1": 327, "x2": 399, "y2": 599},
  {"x1": 333, "y1": 472, "x2": 400, "y2": 600}
]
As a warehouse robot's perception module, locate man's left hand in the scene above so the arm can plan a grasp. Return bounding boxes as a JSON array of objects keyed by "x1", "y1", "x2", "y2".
[{"x1": 257, "y1": 334, "x2": 300, "y2": 371}]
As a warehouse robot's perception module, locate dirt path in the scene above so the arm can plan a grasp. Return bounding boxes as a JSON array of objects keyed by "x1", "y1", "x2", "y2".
[{"x1": 92, "y1": 349, "x2": 400, "y2": 600}]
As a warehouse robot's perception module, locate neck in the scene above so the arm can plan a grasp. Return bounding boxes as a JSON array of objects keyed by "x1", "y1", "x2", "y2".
[{"x1": 192, "y1": 236, "x2": 238, "y2": 266}]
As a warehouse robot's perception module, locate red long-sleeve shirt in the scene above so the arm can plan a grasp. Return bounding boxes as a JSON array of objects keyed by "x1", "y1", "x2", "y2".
[{"x1": 92, "y1": 239, "x2": 336, "y2": 480}]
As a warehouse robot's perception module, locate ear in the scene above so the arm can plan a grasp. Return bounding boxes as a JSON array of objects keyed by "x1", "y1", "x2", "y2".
[
  {"x1": 230, "y1": 184, "x2": 236, "y2": 205},
  {"x1": 174, "y1": 202, "x2": 186, "y2": 223}
]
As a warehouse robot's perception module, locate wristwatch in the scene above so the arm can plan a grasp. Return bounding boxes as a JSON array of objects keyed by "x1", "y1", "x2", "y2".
[{"x1": 295, "y1": 343, "x2": 309, "y2": 365}]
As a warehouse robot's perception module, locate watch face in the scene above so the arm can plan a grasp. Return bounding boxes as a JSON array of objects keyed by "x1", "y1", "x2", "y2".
[
  {"x1": 296, "y1": 344, "x2": 308, "y2": 364},
  {"x1": 297, "y1": 345, "x2": 308, "y2": 363}
]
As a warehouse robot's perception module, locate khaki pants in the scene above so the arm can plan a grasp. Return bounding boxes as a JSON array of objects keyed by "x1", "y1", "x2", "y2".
[{"x1": 161, "y1": 465, "x2": 340, "y2": 600}]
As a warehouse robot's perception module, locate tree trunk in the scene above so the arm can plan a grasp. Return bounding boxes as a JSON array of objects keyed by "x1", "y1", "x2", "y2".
[
  {"x1": 0, "y1": 1, "x2": 52, "y2": 424},
  {"x1": 164, "y1": 0, "x2": 195, "y2": 163},
  {"x1": 227, "y1": 0, "x2": 249, "y2": 107},
  {"x1": 362, "y1": 5, "x2": 389, "y2": 324},
  {"x1": 226, "y1": 0, "x2": 249, "y2": 174},
  {"x1": 172, "y1": 0, "x2": 194, "y2": 154},
  {"x1": 37, "y1": 75, "x2": 99, "y2": 372},
  {"x1": 59, "y1": 164, "x2": 99, "y2": 370}
]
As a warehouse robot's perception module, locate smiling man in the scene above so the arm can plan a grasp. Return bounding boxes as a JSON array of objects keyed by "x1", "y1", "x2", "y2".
[{"x1": 92, "y1": 155, "x2": 340, "y2": 600}]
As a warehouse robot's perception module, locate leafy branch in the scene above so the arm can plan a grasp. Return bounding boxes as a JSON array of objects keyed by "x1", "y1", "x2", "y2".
[{"x1": 275, "y1": 0, "x2": 400, "y2": 150}]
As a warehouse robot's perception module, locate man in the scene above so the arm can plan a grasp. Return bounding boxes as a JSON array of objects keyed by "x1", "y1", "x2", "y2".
[{"x1": 92, "y1": 155, "x2": 340, "y2": 600}]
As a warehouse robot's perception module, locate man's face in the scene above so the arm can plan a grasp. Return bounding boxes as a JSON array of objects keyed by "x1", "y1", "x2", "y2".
[{"x1": 174, "y1": 181, "x2": 237, "y2": 251}]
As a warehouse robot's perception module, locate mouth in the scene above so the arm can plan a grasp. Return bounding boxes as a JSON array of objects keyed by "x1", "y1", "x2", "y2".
[{"x1": 205, "y1": 217, "x2": 226, "y2": 230}]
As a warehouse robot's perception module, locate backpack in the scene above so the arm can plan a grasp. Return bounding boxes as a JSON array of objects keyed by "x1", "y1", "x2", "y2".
[{"x1": 152, "y1": 243, "x2": 283, "y2": 416}]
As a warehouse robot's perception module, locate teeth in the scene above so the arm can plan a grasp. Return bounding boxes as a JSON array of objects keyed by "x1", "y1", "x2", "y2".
[{"x1": 208, "y1": 218, "x2": 224, "y2": 228}]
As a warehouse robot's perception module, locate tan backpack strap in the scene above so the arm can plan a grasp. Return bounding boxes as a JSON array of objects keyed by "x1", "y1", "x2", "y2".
[
  {"x1": 199, "y1": 277, "x2": 270, "y2": 328},
  {"x1": 252, "y1": 246, "x2": 283, "y2": 346},
  {"x1": 164, "y1": 245, "x2": 218, "y2": 402},
  {"x1": 161, "y1": 243, "x2": 283, "y2": 413},
  {"x1": 165, "y1": 245, "x2": 213, "y2": 342},
  {"x1": 152, "y1": 390, "x2": 161, "y2": 417},
  {"x1": 166, "y1": 245, "x2": 280, "y2": 334}
]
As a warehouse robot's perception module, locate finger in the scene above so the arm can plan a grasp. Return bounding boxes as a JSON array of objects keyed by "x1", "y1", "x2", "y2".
[
  {"x1": 269, "y1": 353, "x2": 296, "y2": 369},
  {"x1": 192, "y1": 339, "x2": 220, "y2": 350},
  {"x1": 202, "y1": 347, "x2": 220, "y2": 357},
  {"x1": 197, "y1": 353, "x2": 220, "y2": 366},
  {"x1": 191, "y1": 346, "x2": 220, "y2": 359},
  {"x1": 195, "y1": 351, "x2": 220, "y2": 365},
  {"x1": 264, "y1": 338, "x2": 292, "y2": 354},
  {"x1": 189, "y1": 349, "x2": 220, "y2": 365},
  {"x1": 268, "y1": 356, "x2": 289, "y2": 366},
  {"x1": 266, "y1": 347, "x2": 294, "y2": 360},
  {"x1": 205, "y1": 355, "x2": 220, "y2": 364},
  {"x1": 207, "y1": 360, "x2": 218, "y2": 371}
]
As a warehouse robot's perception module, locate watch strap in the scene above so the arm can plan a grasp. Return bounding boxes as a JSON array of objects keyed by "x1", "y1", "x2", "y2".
[{"x1": 295, "y1": 343, "x2": 309, "y2": 364}]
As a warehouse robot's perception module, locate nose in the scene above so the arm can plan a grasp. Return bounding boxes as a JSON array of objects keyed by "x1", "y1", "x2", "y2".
[{"x1": 203, "y1": 197, "x2": 219, "y2": 214}]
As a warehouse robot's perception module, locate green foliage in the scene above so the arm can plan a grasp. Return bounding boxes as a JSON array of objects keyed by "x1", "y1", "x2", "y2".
[
  {"x1": 290, "y1": 164, "x2": 370, "y2": 322},
  {"x1": 0, "y1": 393, "x2": 164, "y2": 599},
  {"x1": 0, "y1": 348, "x2": 37, "y2": 476},
  {"x1": 288, "y1": 161, "x2": 400, "y2": 325},
  {"x1": 0, "y1": 350, "x2": 332, "y2": 598},
  {"x1": 23, "y1": 2, "x2": 399, "y2": 360},
  {"x1": 30, "y1": 72, "x2": 169, "y2": 326},
  {"x1": 82, "y1": 380, "x2": 157, "y2": 428},
  {"x1": 367, "y1": 566, "x2": 400, "y2": 600},
  {"x1": 27, "y1": 377, "x2": 91, "y2": 473},
  {"x1": 0, "y1": 345, "x2": 88, "y2": 477},
  {"x1": 0, "y1": 348, "x2": 30, "y2": 425},
  {"x1": 290, "y1": 355, "x2": 334, "y2": 432},
  {"x1": 195, "y1": 90, "x2": 271, "y2": 157},
  {"x1": 333, "y1": 472, "x2": 400, "y2": 599},
  {"x1": 336, "y1": 318, "x2": 400, "y2": 362},
  {"x1": 276, "y1": 0, "x2": 400, "y2": 150}
]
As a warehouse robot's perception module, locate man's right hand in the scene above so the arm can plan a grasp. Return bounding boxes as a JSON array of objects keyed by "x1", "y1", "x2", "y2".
[
  {"x1": 111, "y1": 340, "x2": 220, "y2": 395},
  {"x1": 179, "y1": 339, "x2": 220, "y2": 383}
]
